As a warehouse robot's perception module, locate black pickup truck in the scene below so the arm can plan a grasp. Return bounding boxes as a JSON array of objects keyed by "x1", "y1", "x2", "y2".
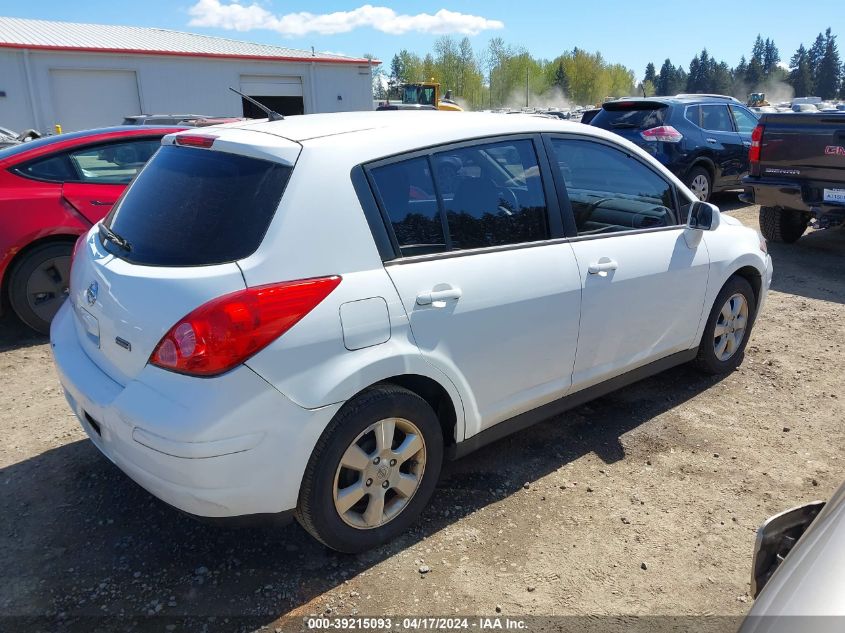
[{"x1": 741, "y1": 112, "x2": 845, "y2": 243}]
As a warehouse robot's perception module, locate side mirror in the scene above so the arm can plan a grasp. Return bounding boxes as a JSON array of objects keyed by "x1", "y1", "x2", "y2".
[{"x1": 688, "y1": 201, "x2": 719, "y2": 231}]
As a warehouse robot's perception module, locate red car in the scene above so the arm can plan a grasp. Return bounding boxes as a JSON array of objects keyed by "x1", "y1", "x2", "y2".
[{"x1": 0, "y1": 126, "x2": 184, "y2": 333}]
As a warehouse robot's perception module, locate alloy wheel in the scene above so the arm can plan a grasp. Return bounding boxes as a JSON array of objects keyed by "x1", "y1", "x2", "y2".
[
  {"x1": 333, "y1": 417, "x2": 427, "y2": 529},
  {"x1": 713, "y1": 293, "x2": 749, "y2": 361},
  {"x1": 25, "y1": 255, "x2": 71, "y2": 323}
]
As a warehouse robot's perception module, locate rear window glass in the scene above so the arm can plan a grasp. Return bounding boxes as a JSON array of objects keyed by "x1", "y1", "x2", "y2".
[
  {"x1": 104, "y1": 145, "x2": 291, "y2": 266},
  {"x1": 591, "y1": 103, "x2": 667, "y2": 130}
]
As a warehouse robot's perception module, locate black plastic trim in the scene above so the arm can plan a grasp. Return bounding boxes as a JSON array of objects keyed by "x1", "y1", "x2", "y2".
[
  {"x1": 446, "y1": 348, "x2": 698, "y2": 460},
  {"x1": 350, "y1": 165, "x2": 397, "y2": 261}
]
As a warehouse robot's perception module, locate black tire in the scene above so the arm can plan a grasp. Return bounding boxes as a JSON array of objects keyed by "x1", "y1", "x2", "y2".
[
  {"x1": 685, "y1": 166, "x2": 712, "y2": 202},
  {"x1": 296, "y1": 384, "x2": 443, "y2": 553},
  {"x1": 8, "y1": 241, "x2": 73, "y2": 335},
  {"x1": 759, "y1": 206, "x2": 808, "y2": 244},
  {"x1": 694, "y1": 275, "x2": 757, "y2": 375}
]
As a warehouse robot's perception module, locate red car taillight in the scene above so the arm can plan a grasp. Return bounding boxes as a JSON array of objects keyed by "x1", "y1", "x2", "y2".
[
  {"x1": 150, "y1": 276, "x2": 342, "y2": 377},
  {"x1": 640, "y1": 126, "x2": 683, "y2": 143},
  {"x1": 749, "y1": 124, "x2": 764, "y2": 176}
]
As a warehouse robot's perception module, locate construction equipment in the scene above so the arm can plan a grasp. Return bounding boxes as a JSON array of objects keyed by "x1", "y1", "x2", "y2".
[
  {"x1": 379, "y1": 81, "x2": 463, "y2": 112},
  {"x1": 748, "y1": 93, "x2": 771, "y2": 107}
]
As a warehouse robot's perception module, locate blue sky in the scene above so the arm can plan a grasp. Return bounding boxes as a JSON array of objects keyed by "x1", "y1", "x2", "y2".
[{"x1": 2, "y1": 0, "x2": 844, "y2": 79}]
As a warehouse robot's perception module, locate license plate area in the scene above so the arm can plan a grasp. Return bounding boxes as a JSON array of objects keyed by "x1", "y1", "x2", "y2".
[{"x1": 823, "y1": 188, "x2": 845, "y2": 204}]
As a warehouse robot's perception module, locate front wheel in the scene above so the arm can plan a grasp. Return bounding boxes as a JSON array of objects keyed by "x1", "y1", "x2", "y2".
[
  {"x1": 296, "y1": 384, "x2": 443, "y2": 553},
  {"x1": 694, "y1": 276, "x2": 757, "y2": 374}
]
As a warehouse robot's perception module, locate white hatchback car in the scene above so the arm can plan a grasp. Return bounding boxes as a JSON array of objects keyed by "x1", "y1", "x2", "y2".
[{"x1": 51, "y1": 112, "x2": 772, "y2": 552}]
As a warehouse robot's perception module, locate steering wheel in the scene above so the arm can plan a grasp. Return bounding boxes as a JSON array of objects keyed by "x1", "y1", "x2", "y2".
[
  {"x1": 496, "y1": 187, "x2": 519, "y2": 216},
  {"x1": 576, "y1": 197, "x2": 613, "y2": 227}
]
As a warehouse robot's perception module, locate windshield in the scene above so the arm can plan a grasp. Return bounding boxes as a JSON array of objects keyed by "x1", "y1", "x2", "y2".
[{"x1": 403, "y1": 85, "x2": 436, "y2": 106}]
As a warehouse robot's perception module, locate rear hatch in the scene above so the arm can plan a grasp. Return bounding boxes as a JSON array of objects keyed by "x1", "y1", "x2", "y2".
[
  {"x1": 590, "y1": 101, "x2": 669, "y2": 146},
  {"x1": 69, "y1": 129, "x2": 300, "y2": 385}
]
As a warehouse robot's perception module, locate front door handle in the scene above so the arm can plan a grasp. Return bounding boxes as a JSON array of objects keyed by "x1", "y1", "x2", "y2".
[
  {"x1": 706, "y1": 138, "x2": 718, "y2": 144},
  {"x1": 416, "y1": 287, "x2": 462, "y2": 306},
  {"x1": 587, "y1": 258, "x2": 618, "y2": 275}
]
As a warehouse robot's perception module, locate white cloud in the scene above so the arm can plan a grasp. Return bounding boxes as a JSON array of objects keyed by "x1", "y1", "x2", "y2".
[{"x1": 188, "y1": 0, "x2": 504, "y2": 36}]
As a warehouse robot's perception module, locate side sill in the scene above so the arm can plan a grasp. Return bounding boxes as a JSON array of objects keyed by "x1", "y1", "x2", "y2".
[{"x1": 446, "y1": 349, "x2": 698, "y2": 460}]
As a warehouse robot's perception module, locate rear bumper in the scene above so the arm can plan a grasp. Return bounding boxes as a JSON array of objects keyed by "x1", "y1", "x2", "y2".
[
  {"x1": 50, "y1": 301, "x2": 341, "y2": 518},
  {"x1": 742, "y1": 177, "x2": 845, "y2": 221}
]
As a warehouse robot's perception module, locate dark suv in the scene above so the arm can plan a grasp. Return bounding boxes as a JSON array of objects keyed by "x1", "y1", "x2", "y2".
[{"x1": 589, "y1": 95, "x2": 759, "y2": 201}]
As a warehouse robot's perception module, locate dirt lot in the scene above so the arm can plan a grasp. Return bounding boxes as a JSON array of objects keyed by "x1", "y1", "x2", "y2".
[{"x1": 1, "y1": 199, "x2": 843, "y2": 631}]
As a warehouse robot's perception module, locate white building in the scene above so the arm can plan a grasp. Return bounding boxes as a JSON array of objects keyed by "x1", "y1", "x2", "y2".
[{"x1": 0, "y1": 16, "x2": 378, "y2": 132}]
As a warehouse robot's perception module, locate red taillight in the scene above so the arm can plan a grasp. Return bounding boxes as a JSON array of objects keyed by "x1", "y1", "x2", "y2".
[
  {"x1": 150, "y1": 276, "x2": 342, "y2": 377},
  {"x1": 175, "y1": 134, "x2": 216, "y2": 148},
  {"x1": 749, "y1": 123, "x2": 764, "y2": 167},
  {"x1": 640, "y1": 126, "x2": 683, "y2": 143}
]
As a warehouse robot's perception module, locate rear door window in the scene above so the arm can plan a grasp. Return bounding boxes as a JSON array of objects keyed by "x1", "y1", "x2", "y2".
[
  {"x1": 104, "y1": 145, "x2": 291, "y2": 266},
  {"x1": 433, "y1": 139, "x2": 549, "y2": 250},
  {"x1": 68, "y1": 139, "x2": 161, "y2": 184},
  {"x1": 369, "y1": 158, "x2": 446, "y2": 257},
  {"x1": 14, "y1": 154, "x2": 77, "y2": 182}
]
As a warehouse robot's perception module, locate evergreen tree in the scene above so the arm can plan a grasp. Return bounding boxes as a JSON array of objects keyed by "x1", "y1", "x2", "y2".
[
  {"x1": 687, "y1": 56, "x2": 702, "y2": 92},
  {"x1": 713, "y1": 62, "x2": 733, "y2": 95},
  {"x1": 752, "y1": 35, "x2": 766, "y2": 63},
  {"x1": 673, "y1": 66, "x2": 688, "y2": 95},
  {"x1": 789, "y1": 44, "x2": 813, "y2": 97},
  {"x1": 808, "y1": 32, "x2": 826, "y2": 93},
  {"x1": 644, "y1": 62, "x2": 657, "y2": 85},
  {"x1": 816, "y1": 28, "x2": 841, "y2": 99},
  {"x1": 746, "y1": 56, "x2": 765, "y2": 89},
  {"x1": 554, "y1": 60, "x2": 570, "y2": 94},
  {"x1": 763, "y1": 38, "x2": 780, "y2": 76},
  {"x1": 657, "y1": 58, "x2": 675, "y2": 95},
  {"x1": 734, "y1": 55, "x2": 748, "y2": 83}
]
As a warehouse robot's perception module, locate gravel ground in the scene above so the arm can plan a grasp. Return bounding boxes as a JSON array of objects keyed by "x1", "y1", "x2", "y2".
[{"x1": 1, "y1": 198, "x2": 843, "y2": 632}]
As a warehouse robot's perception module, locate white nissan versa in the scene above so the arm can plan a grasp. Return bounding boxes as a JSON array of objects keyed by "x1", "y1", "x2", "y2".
[{"x1": 51, "y1": 112, "x2": 771, "y2": 552}]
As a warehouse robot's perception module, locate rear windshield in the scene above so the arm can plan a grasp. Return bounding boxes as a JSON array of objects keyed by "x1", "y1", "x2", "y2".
[
  {"x1": 591, "y1": 103, "x2": 667, "y2": 130},
  {"x1": 104, "y1": 145, "x2": 291, "y2": 266}
]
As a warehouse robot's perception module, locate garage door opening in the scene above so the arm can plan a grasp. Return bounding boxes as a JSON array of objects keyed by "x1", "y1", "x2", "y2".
[
  {"x1": 241, "y1": 96, "x2": 304, "y2": 118},
  {"x1": 239, "y1": 75, "x2": 304, "y2": 118}
]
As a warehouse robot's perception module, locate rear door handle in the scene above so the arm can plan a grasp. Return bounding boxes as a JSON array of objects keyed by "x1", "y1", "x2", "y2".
[
  {"x1": 416, "y1": 287, "x2": 462, "y2": 306},
  {"x1": 588, "y1": 258, "x2": 618, "y2": 275},
  {"x1": 89, "y1": 200, "x2": 112, "y2": 206},
  {"x1": 706, "y1": 138, "x2": 718, "y2": 144}
]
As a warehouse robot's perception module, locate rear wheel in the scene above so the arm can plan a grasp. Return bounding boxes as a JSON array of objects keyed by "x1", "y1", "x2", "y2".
[
  {"x1": 8, "y1": 242, "x2": 73, "y2": 334},
  {"x1": 685, "y1": 166, "x2": 712, "y2": 202},
  {"x1": 759, "y1": 206, "x2": 809, "y2": 243},
  {"x1": 296, "y1": 384, "x2": 443, "y2": 553},
  {"x1": 694, "y1": 276, "x2": 756, "y2": 375}
]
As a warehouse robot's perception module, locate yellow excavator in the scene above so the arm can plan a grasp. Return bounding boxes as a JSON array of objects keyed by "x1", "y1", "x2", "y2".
[{"x1": 378, "y1": 81, "x2": 463, "y2": 112}]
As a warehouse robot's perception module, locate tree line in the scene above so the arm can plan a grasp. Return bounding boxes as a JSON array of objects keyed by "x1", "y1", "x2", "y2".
[
  {"x1": 376, "y1": 36, "x2": 635, "y2": 110},
  {"x1": 373, "y1": 28, "x2": 843, "y2": 111},
  {"x1": 642, "y1": 29, "x2": 842, "y2": 100}
]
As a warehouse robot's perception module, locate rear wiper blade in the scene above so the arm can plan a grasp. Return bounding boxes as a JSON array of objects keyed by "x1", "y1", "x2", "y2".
[
  {"x1": 98, "y1": 223, "x2": 131, "y2": 252},
  {"x1": 610, "y1": 122, "x2": 638, "y2": 128}
]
